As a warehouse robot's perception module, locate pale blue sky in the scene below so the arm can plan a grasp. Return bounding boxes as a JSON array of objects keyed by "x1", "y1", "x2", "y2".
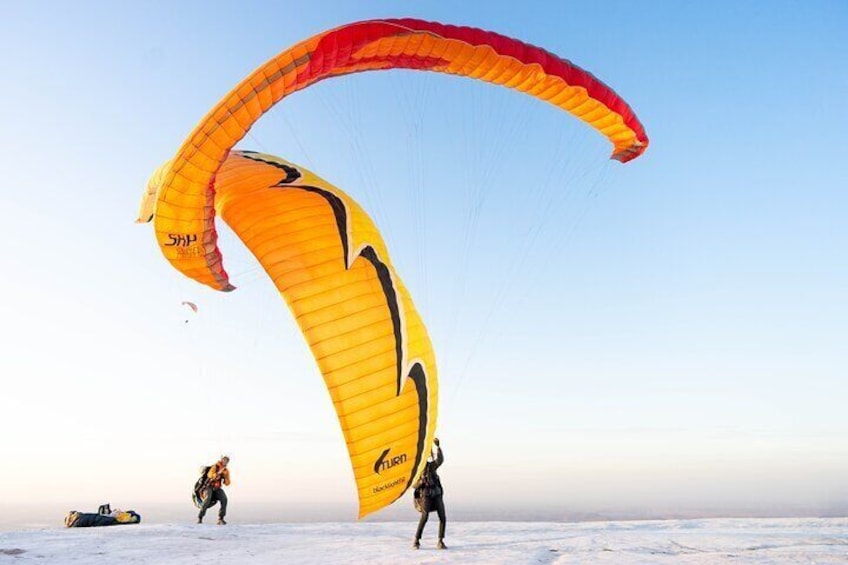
[{"x1": 0, "y1": 1, "x2": 846, "y2": 523}]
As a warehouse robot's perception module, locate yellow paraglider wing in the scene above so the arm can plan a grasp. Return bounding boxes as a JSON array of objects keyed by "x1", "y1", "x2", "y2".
[{"x1": 214, "y1": 151, "x2": 437, "y2": 517}]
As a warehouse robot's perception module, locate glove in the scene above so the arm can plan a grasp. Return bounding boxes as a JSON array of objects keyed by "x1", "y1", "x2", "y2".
[{"x1": 433, "y1": 437, "x2": 440, "y2": 447}]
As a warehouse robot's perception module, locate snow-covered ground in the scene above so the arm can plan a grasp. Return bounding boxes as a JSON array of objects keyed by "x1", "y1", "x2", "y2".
[{"x1": 1, "y1": 518, "x2": 845, "y2": 564}]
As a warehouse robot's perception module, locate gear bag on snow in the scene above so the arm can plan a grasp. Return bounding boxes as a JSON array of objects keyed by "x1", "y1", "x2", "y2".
[{"x1": 65, "y1": 509, "x2": 141, "y2": 527}]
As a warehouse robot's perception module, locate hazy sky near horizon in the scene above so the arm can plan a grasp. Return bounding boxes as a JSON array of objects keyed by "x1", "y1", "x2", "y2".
[{"x1": 1, "y1": 1, "x2": 846, "y2": 522}]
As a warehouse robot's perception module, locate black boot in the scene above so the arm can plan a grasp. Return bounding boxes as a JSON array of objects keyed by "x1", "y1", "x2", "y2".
[{"x1": 437, "y1": 539, "x2": 447, "y2": 550}]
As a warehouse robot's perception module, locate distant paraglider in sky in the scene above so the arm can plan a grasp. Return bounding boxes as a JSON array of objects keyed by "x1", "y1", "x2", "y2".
[
  {"x1": 181, "y1": 301, "x2": 198, "y2": 323},
  {"x1": 138, "y1": 18, "x2": 647, "y2": 517}
]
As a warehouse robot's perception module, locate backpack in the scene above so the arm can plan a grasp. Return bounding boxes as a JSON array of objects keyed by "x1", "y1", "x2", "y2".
[
  {"x1": 413, "y1": 490, "x2": 425, "y2": 513},
  {"x1": 192, "y1": 465, "x2": 215, "y2": 509},
  {"x1": 412, "y1": 465, "x2": 440, "y2": 513}
]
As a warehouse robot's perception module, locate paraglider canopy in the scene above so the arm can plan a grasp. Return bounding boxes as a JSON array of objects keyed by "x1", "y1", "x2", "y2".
[
  {"x1": 138, "y1": 17, "x2": 649, "y2": 294},
  {"x1": 138, "y1": 18, "x2": 649, "y2": 519}
]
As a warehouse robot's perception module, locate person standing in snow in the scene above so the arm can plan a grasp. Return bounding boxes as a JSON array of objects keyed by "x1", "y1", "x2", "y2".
[
  {"x1": 413, "y1": 438, "x2": 447, "y2": 549},
  {"x1": 198, "y1": 455, "x2": 230, "y2": 525}
]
